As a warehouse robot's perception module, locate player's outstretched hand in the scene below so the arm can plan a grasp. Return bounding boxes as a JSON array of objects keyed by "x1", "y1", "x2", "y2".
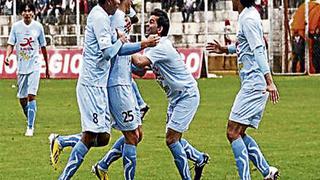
[
  {"x1": 266, "y1": 83, "x2": 280, "y2": 104},
  {"x1": 206, "y1": 40, "x2": 226, "y2": 54},
  {"x1": 143, "y1": 35, "x2": 160, "y2": 48},
  {"x1": 116, "y1": 28, "x2": 128, "y2": 43},
  {"x1": 4, "y1": 57, "x2": 10, "y2": 66}
]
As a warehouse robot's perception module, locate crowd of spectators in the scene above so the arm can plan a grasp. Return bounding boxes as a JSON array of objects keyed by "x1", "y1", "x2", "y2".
[
  {"x1": 0, "y1": 0, "x2": 303, "y2": 24},
  {"x1": 0, "y1": 0, "x2": 98, "y2": 24}
]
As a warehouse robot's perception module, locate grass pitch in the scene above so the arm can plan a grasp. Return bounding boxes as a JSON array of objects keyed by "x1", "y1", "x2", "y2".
[{"x1": 0, "y1": 76, "x2": 319, "y2": 180}]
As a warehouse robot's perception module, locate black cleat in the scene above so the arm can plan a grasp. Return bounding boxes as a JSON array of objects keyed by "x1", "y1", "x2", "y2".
[
  {"x1": 194, "y1": 153, "x2": 210, "y2": 180},
  {"x1": 140, "y1": 105, "x2": 150, "y2": 121}
]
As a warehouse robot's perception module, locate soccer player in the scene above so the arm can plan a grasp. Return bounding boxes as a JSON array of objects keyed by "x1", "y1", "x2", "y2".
[
  {"x1": 206, "y1": 0, "x2": 280, "y2": 179},
  {"x1": 52, "y1": 1, "x2": 159, "y2": 179},
  {"x1": 57, "y1": 1, "x2": 124, "y2": 179},
  {"x1": 92, "y1": 1, "x2": 158, "y2": 179},
  {"x1": 5, "y1": 2, "x2": 50, "y2": 137},
  {"x1": 131, "y1": 9, "x2": 209, "y2": 180}
]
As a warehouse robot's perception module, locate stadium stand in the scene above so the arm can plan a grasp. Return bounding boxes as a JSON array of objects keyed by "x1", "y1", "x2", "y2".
[{"x1": 0, "y1": 0, "x2": 300, "y2": 74}]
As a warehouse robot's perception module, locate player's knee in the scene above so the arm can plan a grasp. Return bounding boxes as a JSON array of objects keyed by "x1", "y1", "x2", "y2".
[
  {"x1": 226, "y1": 129, "x2": 240, "y2": 143},
  {"x1": 124, "y1": 131, "x2": 139, "y2": 145},
  {"x1": 165, "y1": 136, "x2": 178, "y2": 147},
  {"x1": 28, "y1": 95, "x2": 36, "y2": 101}
]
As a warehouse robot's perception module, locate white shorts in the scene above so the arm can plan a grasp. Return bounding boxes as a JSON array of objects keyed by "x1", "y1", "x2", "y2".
[
  {"x1": 166, "y1": 88, "x2": 200, "y2": 133},
  {"x1": 76, "y1": 83, "x2": 111, "y2": 134},
  {"x1": 17, "y1": 71, "x2": 40, "y2": 98},
  {"x1": 229, "y1": 89, "x2": 269, "y2": 129},
  {"x1": 108, "y1": 85, "x2": 141, "y2": 131}
]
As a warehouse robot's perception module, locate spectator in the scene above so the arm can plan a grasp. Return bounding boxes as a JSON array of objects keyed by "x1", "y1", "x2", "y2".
[
  {"x1": 291, "y1": 31, "x2": 305, "y2": 73},
  {"x1": 62, "y1": 0, "x2": 75, "y2": 14},
  {"x1": 3, "y1": 0, "x2": 13, "y2": 15},
  {"x1": 46, "y1": 0, "x2": 63, "y2": 25},
  {"x1": 311, "y1": 27, "x2": 320, "y2": 73},
  {"x1": 260, "y1": 0, "x2": 268, "y2": 19},
  {"x1": 35, "y1": 0, "x2": 48, "y2": 23},
  {"x1": 162, "y1": 0, "x2": 175, "y2": 12},
  {"x1": 194, "y1": 0, "x2": 216, "y2": 11},
  {"x1": 182, "y1": 0, "x2": 195, "y2": 22},
  {"x1": 195, "y1": 0, "x2": 203, "y2": 11},
  {"x1": 224, "y1": 19, "x2": 232, "y2": 45},
  {"x1": 177, "y1": 0, "x2": 184, "y2": 11},
  {"x1": 255, "y1": 0, "x2": 263, "y2": 18},
  {"x1": 79, "y1": 0, "x2": 88, "y2": 15},
  {"x1": 208, "y1": 0, "x2": 217, "y2": 11}
]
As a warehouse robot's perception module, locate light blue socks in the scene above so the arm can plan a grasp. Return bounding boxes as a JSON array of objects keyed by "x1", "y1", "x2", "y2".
[
  {"x1": 123, "y1": 143, "x2": 137, "y2": 180},
  {"x1": 57, "y1": 133, "x2": 82, "y2": 149},
  {"x1": 180, "y1": 138, "x2": 204, "y2": 164},
  {"x1": 231, "y1": 137, "x2": 251, "y2": 180},
  {"x1": 98, "y1": 136, "x2": 125, "y2": 171},
  {"x1": 169, "y1": 141, "x2": 191, "y2": 180},
  {"x1": 59, "y1": 141, "x2": 88, "y2": 180},
  {"x1": 27, "y1": 100, "x2": 36, "y2": 129},
  {"x1": 243, "y1": 134, "x2": 270, "y2": 177}
]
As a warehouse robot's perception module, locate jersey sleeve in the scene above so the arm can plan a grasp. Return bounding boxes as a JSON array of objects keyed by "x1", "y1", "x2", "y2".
[
  {"x1": 38, "y1": 24, "x2": 47, "y2": 47},
  {"x1": 7, "y1": 24, "x2": 16, "y2": 45},
  {"x1": 93, "y1": 15, "x2": 113, "y2": 50},
  {"x1": 144, "y1": 45, "x2": 167, "y2": 64},
  {"x1": 242, "y1": 18, "x2": 264, "y2": 51}
]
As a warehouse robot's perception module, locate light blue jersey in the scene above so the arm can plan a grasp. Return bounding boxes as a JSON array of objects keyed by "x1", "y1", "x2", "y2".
[
  {"x1": 236, "y1": 7, "x2": 267, "y2": 91},
  {"x1": 144, "y1": 37, "x2": 197, "y2": 103},
  {"x1": 78, "y1": 5, "x2": 114, "y2": 87},
  {"x1": 108, "y1": 10, "x2": 132, "y2": 87},
  {"x1": 230, "y1": 7, "x2": 270, "y2": 128},
  {"x1": 8, "y1": 20, "x2": 46, "y2": 74}
]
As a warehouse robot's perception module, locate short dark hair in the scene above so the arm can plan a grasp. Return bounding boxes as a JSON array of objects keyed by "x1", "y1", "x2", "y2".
[
  {"x1": 99, "y1": 0, "x2": 107, "y2": 5},
  {"x1": 20, "y1": 2, "x2": 36, "y2": 14},
  {"x1": 150, "y1": 9, "x2": 170, "y2": 36},
  {"x1": 240, "y1": 0, "x2": 255, "y2": 8}
]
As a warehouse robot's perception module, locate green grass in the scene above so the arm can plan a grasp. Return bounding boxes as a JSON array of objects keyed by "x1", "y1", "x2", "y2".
[{"x1": 0, "y1": 76, "x2": 319, "y2": 180}]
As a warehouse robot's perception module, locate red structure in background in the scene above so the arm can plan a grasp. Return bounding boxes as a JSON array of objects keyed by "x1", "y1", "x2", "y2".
[{"x1": 291, "y1": 1, "x2": 320, "y2": 73}]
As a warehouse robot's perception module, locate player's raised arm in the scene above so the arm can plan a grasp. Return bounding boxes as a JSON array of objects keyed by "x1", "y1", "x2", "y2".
[
  {"x1": 118, "y1": 34, "x2": 160, "y2": 56},
  {"x1": 101, "y1": 29, "x2": 127, "y2": 61}
]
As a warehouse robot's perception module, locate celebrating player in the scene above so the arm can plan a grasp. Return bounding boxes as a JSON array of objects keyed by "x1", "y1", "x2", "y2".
[
  {"x1": 131, "y1": 9, "x2": 209, "y2": 180},
  {"x1": 92, "y1": 0, "x2": 158, "y2": 179},
  {"x1": 51, "y1": 1, "x2": 159, "y2": 179},
  {"x1": 206, "y1": 0, "x2": 280, "y2": 179}
]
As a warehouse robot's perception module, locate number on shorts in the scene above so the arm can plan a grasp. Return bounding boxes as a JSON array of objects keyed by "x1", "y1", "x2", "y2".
[
  {"x1": 122, "y1": 110, "x2": 134, "y2": 122},
  {"x1": 93, "y1": 113, "x2": 98, "y2": 123}
]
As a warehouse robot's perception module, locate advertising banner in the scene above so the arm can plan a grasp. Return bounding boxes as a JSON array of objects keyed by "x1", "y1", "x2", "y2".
[{"x1": 0, "y1": 48, "x2": 203, "y2": 79}]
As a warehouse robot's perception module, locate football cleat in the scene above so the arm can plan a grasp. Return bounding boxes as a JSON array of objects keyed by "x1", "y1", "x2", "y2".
[
  {"x1": 194, "y1": 153, "x2": 210, "y2": 180},
  {"x1": 49, "y1": 133, "x2": 62, "y2": 170},
  {"x1": 264, "y1": 166, "x2": 279, "y2": 180},
  {"x1": 25, "y1": 127, "x2": 34, "y2": 137},
  {"x1": 92, "y1": 164, "x2": 109, "y2": 180},
  {"x1": 140, "y1": 105, "x2": 150, "y2": 121}
]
